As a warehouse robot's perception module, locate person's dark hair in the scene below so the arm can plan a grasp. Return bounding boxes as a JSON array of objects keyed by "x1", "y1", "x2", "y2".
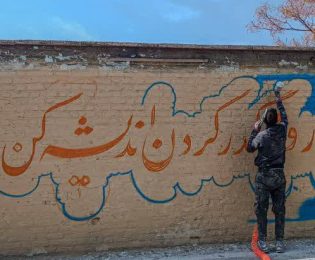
[{"x1": 264, "y1": 108, "x2": 278, "y2": 127}]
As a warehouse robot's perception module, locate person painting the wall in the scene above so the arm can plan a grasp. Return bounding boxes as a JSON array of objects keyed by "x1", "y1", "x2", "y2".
[{"x1": 247, "y1": 83, "x2": 288, "y2": 254}]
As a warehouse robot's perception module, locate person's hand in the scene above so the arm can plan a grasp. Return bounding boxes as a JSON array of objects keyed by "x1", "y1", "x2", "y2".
[
  {"x1": 275, "y1": 90, "x2": 281, "y2": 98},
  {"x1": 254, "y1": 120, "x2": 262, "y2": 132}
]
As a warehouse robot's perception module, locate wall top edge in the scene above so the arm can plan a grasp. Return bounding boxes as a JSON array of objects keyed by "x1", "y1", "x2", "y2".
[{"x1": 0, "y1": 40, "x2": 314, "y2": 52}]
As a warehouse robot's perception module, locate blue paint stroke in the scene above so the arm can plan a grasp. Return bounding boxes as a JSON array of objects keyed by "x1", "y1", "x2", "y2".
[
  {"x1": 285, "y1": 172, "x2": 315, "y2": 198},
  {"x1": 283, "y1": 171, "x2": 315, "y2": 222},
  {"x1": 141, "y1": 74, "x2": 315, "y2": 116},
  {"x1": 287, "y1": 197, "x2": 315, "y2": 222},
  {"x1": 131, "y1": 171, "x2": 253, "y2": 203},
  {"x1": 1, "y1": 170, "x2": 252, "y2": 221},
  {"x1": 0, "y1": 173, "x2": 51, "y2": 198}
]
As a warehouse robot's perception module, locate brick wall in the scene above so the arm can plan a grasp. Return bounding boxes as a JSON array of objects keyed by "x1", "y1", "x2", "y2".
[{"x1": 0, "y1": 41, "x2": 315, "y2": 256}]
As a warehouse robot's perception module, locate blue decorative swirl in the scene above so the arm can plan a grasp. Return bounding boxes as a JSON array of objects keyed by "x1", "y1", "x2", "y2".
[
  {"x1": 1, "y1": 73, "x2": 315, "y2": 221},
  {"x1": 1, "y1": 170, "x2": 314, "y2": 221}
]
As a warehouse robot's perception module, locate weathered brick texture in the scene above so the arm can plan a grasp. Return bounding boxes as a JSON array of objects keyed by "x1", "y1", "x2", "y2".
[{"x1": 0, "y1": 41, "x2": 314, "y2": 256}]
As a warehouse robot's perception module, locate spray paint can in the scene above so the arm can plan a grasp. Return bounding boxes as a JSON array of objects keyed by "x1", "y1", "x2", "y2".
[
  {"x1": 258, "y1": 109, "x2": 268, "y2": 129},
  {"x1": 275, "y1": 81, "x2": 285, "y2": 92}
]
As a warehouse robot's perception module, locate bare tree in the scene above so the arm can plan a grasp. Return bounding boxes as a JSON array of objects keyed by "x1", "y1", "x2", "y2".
[{"x1": 248, "y1": 0, "x2": 315, "y2": 47}]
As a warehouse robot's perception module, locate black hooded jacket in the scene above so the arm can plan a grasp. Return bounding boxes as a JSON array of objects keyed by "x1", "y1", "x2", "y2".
[{"x1": 247, "y1": 97, "x2": 288, "y2": 169}]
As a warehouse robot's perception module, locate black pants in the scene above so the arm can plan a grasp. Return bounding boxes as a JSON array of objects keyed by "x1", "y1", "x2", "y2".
[{"x1": 254, "y1": 168, "x2": 286, "y2": 241}]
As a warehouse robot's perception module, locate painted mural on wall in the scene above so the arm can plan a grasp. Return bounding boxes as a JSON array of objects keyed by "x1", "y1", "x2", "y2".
[{"x1": 0, "y1": 73, "x2": 315, "y2": 222}]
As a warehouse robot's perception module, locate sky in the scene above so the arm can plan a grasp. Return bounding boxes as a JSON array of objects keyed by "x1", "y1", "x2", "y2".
[{"x1": 0, "y1": 0, "x2": 286, "y2": 45}]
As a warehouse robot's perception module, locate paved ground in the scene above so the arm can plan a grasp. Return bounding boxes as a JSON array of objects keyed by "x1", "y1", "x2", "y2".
[{"x1": 5, "y1": 239, "x2": 315, "y2": 260}]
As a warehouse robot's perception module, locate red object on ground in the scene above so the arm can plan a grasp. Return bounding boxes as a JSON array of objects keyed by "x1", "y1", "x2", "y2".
[{"x1": 251, "y1": 225, "x2": 271, "y2": 260}]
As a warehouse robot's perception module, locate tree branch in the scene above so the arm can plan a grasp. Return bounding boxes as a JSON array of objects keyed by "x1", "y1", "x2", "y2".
[{"x1": 248, "y1": 0, "x2": 315, "y2": 46}]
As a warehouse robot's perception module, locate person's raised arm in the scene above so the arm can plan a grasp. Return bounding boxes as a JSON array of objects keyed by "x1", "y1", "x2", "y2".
[
  {"x1": 247, "y1": 121, "x2": 263, "y2": 153},
  {"x1": 275, "y1": 89, "x2": 288, "y2": 129}
]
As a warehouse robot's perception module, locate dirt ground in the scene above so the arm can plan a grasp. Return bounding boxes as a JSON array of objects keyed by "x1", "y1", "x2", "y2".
[{"x1": 4, "y1": 239, "x2": 315, "y2": 260}]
